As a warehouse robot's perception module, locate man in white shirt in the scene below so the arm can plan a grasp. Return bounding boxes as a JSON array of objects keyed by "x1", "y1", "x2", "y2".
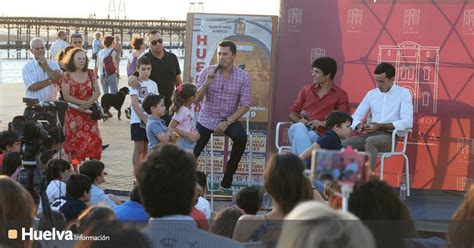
[
  {"x1": 22, "y1": 37, "x2": 62, "y2": 102},
  {"x1": 342, "y1": 62, "x2": 413, "y2": 169},
  {"x1": 48, "y1": 31, "x2": 68, "y2": 60}
]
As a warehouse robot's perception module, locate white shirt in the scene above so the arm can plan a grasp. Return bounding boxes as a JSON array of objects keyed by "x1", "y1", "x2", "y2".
[
  {"x1": 351, "y1": 84, "x2": 413, "y2": 130},
  {"x1": 195, "y1": 196, "x2": 211, "y2": 220},
  {"x1": 129, "y1": 79, "x2": 159, "y2": 124},
  {"x1": 46, "y1": 179, "x2": 67, "y2": 203},
  {"x1": 49, "y1": 39, "x2": 68, "y2": 60},
  {"x1": 90, "y1": 184, "x2": 117, "y2": 208},
  {"x1": 22, "y1": 59, "x2": 61, "y2": 101}
]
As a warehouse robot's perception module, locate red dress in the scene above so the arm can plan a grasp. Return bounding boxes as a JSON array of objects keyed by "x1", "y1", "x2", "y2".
[{"x1": 62, "y1": 72, "x2": 102, "y2": 164}]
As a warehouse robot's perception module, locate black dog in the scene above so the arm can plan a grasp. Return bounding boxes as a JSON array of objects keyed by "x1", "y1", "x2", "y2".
[{"x1": 101, "y1": 87, "x2": 130, "y2": 120}]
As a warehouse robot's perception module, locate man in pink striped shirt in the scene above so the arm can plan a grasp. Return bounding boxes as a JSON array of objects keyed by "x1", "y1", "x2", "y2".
[{"x1": 194, "y1": 40, "x2": 251, "y2": 189}]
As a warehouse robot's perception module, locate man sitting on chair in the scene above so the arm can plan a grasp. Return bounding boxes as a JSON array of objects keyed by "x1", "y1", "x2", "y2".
[
  {"x1": 287, "y1": 57, "x2": 349, "y2": 156},
  {"x1": 342, "y1": 62, "x2": 413, "y2": 169}
]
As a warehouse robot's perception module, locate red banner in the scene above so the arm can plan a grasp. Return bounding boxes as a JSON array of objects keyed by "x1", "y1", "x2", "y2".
[{"x1": 274, "y1": 0, "x2": 474, "y2": 191}]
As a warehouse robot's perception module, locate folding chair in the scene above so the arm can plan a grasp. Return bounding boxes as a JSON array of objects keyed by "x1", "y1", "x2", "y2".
[
  {"x1": 378, "y1": 128, "x2": 412, "y2": 197},
  {"x1": 275, "y1": 122, "x2": 292, "y2": 153}
]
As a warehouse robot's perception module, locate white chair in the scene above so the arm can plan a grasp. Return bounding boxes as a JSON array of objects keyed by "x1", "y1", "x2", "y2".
[
  {"x1": 275, "y1": 122, "x2": 292, "y2": 153},
  {"x1": 378, "y1": 128, "x2": 412, "y2": 196}
]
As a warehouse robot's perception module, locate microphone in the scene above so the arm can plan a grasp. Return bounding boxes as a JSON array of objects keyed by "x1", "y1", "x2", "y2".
[{"x1": 214, "y1": 62, "x2": 223, "y2": 74}]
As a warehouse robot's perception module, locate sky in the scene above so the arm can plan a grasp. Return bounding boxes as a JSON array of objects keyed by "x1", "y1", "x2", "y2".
[{"x1": 1, "y1": 0, "x2": 280, "y2": 20}]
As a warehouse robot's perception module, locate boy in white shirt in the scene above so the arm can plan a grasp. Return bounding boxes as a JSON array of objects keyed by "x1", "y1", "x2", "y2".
[{"x1": 129, "y1": 56, "x2": 159, "y2": 172}]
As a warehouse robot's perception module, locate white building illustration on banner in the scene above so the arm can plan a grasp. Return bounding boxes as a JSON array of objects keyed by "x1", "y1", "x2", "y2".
[
  {"x1": 403, "y1": 9, "x2": 420, "y2": 33},
  {"x1": 456, "y1": 138, "x2": 473, "y2": 163},
  {"x1": 288, "y1": 8, "x2": 303, "y2": 32},
  {"x1": 463, "y1": 9, "x2": 474, "y2": 34},
  {"x1": 378, "y1": 41, "x2": 440, "y2": 114},
  {"x1": 310, "y1": 48, "x2": 326, "y2": 64},
  {"x1": 347, "y1": 9, "x2": 363, "y2": 32}
]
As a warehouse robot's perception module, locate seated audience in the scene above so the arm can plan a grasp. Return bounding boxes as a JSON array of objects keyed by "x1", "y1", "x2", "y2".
[
  {"x1": 349, "y1": 178, "x2": 418, "y2": 248},
  {"x1": 0, "y1": 176, "x2": 36, "y2": 248},
  {"x1": 233, "y1": 153, "x2": 314, "y2": 246},
  {"x1": 276, "y1": 201, "x2": 375, "y2": 248},
  {"x1": 195, "y1": 171, "x2": 211, "y2": 220},
  {"x1": 79, "y1": 160, "x2": 122, "y2": 208},
  {"x1": 210, "y1": 207, "x2": 244, "y2": 239},
  {"x1": 2, "y1": 151, "x2": 21, "y2": 179},
  {"x1": 236, "y1": 186, "x2": 261, "y2": 215},
  {"x1": 51, "y1": 174, "x2": 92, "y2": 223},
  {"x1": 137, "y1": 144, "x2": 242, "y2": 248},
  {"x1": 299, "y1": 111, "x2": 353, "y2": 161},
  {"x1": 114, "y1": 185, "x2": 149, "y2": 224},
  {"x1": 447, "y1": 185, "x2": 474, "y2": 248},
  {"x1": 75, "y1": 220, "x2": 151, "y2": 248},
  {"x1": 44, "y1": 158, "x2": 72, "y2": 203}
]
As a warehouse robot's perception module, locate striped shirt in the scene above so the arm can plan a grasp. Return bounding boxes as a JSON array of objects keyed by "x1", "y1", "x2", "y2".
[
  {"x1": 197, "y1": 65, "x2": 251, "y2": 130},
  {"x1": 22, "y1": 59, "x2": 61, "y2": 101}
]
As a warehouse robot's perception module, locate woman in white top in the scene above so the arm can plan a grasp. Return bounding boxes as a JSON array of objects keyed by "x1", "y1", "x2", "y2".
[{"x1": 45, "y1": 159, "x2": 72, "y2": 203}]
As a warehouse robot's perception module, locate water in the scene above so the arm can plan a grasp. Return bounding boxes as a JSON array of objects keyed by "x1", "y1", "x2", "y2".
[{"x1": 0, "y1": 49, "x2": 185, "y2": 84}]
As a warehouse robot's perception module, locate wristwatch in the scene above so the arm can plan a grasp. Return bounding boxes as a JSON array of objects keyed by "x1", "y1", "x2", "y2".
[{"x1": 223, "y1": 117, "x2": 232, "y2": 125}]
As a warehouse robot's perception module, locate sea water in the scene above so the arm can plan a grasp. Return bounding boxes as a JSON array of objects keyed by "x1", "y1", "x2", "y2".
[{"x1": 0, "y1": 49, "x2": 185, "y2": 84}]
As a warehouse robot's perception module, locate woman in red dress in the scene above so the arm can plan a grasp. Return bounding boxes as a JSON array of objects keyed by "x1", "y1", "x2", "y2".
[{"x1": 61, "y1": 48, "x2": 102, "y2": 167}]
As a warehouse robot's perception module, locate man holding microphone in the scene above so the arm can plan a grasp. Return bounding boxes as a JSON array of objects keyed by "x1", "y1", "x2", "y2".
[{"x1": 194, "y1": 40, "x2": 252, "y2": 189}]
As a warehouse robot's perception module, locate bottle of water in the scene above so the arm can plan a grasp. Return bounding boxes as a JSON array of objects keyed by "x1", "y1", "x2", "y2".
[{"x1": 399, "y1": 177, "x2": 407, "y2": 201}]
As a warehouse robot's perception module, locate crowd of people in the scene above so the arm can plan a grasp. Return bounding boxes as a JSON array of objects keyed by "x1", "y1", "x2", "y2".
[{"x1": 0, "y1": 29, "x2": 472, "y2": 248}]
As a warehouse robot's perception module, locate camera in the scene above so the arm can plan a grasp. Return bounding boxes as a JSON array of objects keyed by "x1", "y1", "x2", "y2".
[{"x1": 9, "y1": 98, "x2": 67, "y2": 208}]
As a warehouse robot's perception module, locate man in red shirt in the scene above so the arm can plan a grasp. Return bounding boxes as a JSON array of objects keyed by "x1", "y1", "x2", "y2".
[{"x1": 288, "y1": 57, "x2": 350, "y2": 155}]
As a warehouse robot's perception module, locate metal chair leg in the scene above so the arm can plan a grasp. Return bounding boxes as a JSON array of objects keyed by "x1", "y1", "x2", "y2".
[{"x1": 404, "y1": 154, "x2": 410, "y2": 197}]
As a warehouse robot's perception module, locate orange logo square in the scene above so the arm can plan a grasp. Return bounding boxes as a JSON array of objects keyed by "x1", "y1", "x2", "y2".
[{"x1": 8, "y1": 229, "x2": 18, "y2": 239}]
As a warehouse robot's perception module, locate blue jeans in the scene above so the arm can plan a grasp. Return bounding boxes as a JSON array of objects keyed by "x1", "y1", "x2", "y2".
[
  {"x1": 100, "y1": 73, "x2": 118, "y2": 94},
  {"x1": 288, "y1": 122, "x2": 320, "y2": 155}
]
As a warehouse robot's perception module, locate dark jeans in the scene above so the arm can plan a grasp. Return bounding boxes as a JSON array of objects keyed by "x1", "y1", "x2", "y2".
[{"x1": 193, "y1": 121, "x2": 247, "y2": 187}]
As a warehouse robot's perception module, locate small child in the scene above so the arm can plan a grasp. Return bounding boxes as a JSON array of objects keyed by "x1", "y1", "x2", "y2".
[
  {"x1": 129, "y1": 56, "x2": 159, "y2": 170},
  {"x1": 169, "y1": 83, "x2": 200, "y2": 152},
  {"x1": 299, "y1": 111, "x2": 353, "y2": 161},
  {"x1": 142, "y1": 95, "x2": 176, "y2": 151}
]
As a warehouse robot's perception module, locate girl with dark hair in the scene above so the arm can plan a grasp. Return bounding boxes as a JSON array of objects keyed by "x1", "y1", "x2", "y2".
[
  {"x1": 169, "y1": 83, "x2": 199, "y2": 152},
  {"x1": 45, "y1": 158, "x2": 71, "y2": 203},
  {"x1": 233, "y1": 153, "x2": 315, "y2": 245},
  {"x1": 60, "y1": 48, "x2": 103, "y2": 168},
  {"x1": 2, "y1": 151, "x2": 21, "y2": 178}
]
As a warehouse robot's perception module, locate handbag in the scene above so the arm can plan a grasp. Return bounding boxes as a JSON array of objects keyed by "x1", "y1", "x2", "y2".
[{"x1": 87, "y1": 70, "x2": 105, "y2": 120}]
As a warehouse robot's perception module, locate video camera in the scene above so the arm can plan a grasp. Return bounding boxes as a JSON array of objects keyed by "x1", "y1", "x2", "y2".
[{"x1": 8, "y1": 98, "x2": 67, "y2": 210}]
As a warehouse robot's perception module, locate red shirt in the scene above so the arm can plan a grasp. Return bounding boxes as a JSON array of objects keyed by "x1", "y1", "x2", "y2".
[
  {"x1": 290, "y1": 83, "x2": 350, "y2": 132},
  {"x1": 191, "y1": 207, "x2": 209, "y2": 231}
]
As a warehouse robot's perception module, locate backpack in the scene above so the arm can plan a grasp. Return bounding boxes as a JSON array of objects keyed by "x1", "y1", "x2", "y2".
[{"x1": 103, "y1": 49, "x2": 116, "y2": 76}]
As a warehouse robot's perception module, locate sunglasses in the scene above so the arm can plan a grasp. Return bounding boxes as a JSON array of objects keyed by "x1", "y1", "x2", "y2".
[{"x1": 150, "y1": 39, "x2": 163, "y2": 45}]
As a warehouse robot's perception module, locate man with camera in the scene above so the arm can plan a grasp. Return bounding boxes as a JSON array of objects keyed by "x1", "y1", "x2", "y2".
[{"x1": 22, "y1": 37, "x2": 62, "y2": 102}]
